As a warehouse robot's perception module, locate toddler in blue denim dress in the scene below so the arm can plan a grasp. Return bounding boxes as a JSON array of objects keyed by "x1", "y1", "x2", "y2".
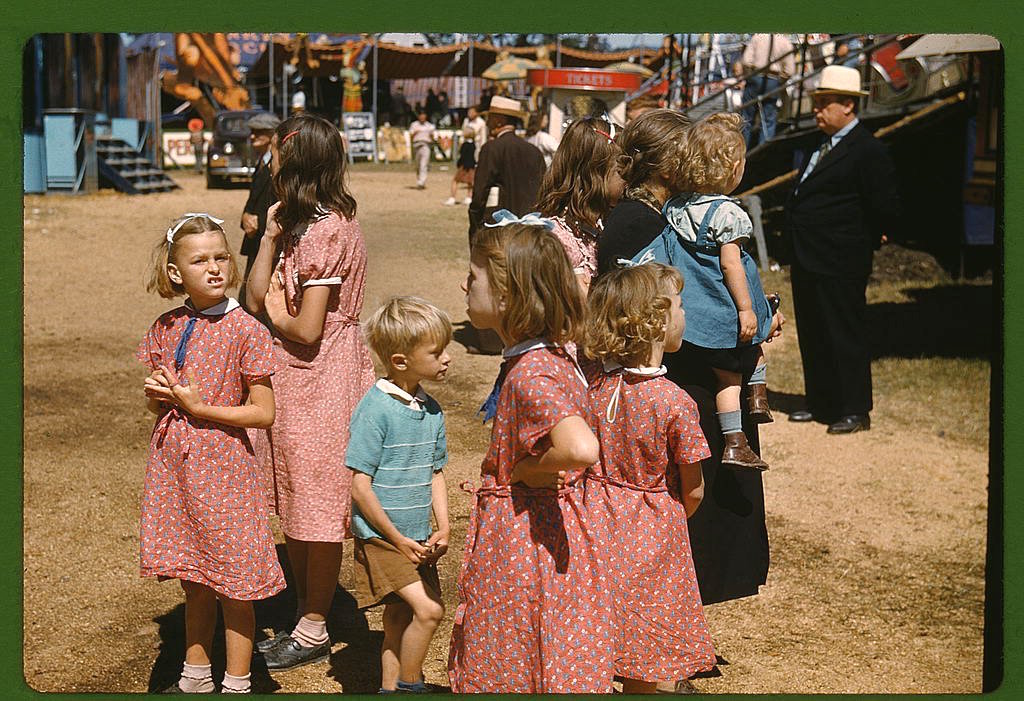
[{"x1": 665, "y1": 112, "x2": 782, "y2": 470}]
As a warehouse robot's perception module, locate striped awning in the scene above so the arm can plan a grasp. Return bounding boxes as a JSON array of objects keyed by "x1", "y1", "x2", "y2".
[{"x1": 248, "y1": 38, "x2": 657, "y2": 80}]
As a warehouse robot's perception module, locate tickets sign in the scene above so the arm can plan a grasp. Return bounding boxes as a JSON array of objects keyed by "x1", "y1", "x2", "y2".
[{"x1": 526, "y1": 68, "x2": 645, "y2": 92}]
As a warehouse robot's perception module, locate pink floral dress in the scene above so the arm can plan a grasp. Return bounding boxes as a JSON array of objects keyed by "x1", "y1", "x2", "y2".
[
  {"x1": 550, "y1": 215, "x2": 600, "y2": 285},
  {"x1": 261, "y1": 210, "x2": 376, "y2": 542},
  {"x1": 585, "y1": 366, "x2": 716, "y2": 681},
  {"x1": 136, "y1": 299, "x2": 286, "y2": 601},
  {"x1": 448, "y1": 343, "x2": 615, "y2": 693}
]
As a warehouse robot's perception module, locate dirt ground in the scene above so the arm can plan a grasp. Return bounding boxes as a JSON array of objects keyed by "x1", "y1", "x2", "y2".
[{"x1": 23, "y1": 167, "x2": 989, "y2": 693}]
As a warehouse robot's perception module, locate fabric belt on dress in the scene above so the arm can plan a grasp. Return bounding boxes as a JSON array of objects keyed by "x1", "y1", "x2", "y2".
[
  {"x1": 584, "y1": 471, "x2": 668, "y2": 493},
  {"x1": 153, "y1": 406, "x2": 192, "y2": 458}
]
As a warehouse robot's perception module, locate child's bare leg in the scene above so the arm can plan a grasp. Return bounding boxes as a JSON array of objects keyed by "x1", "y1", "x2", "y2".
[
  {"x1": 284, "y1": 535, "x2": 309, "y2": 613},
  {"x1": 302, "y1": 541, "x2": 344, "y2": 622},
  {"x1": 381, "y1": 600, "x2": 414, "y2": 691},
  {"x1": 176, "y1": 580, "x2": 217, "y2": 693},
  {"x1": 450, "y1": 176, "x2": 459, "y2": 199},
  {"x1": 713, "y1": 368, "x2": 742, "y2": 415},
  {"x1": 622, "y1": 678, "x2": 658, "y2": 694},
  {"x1": 393, "y1": 579, "x2": 445, "y2": 684},
  {"x1": 181, "y1": 580, "x2": 217, "y2": 665},
  {"x1": 219, "y1": 596, "x2": 255, "y2": 677}
]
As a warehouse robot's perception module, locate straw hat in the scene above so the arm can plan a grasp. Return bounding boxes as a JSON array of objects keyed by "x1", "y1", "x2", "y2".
[
  {"x1": 486, "y1": 95, "x2": 529, "y2": 120},
  {"x1": 813, "y1": 65, "x2": 869, "y2": 97}
]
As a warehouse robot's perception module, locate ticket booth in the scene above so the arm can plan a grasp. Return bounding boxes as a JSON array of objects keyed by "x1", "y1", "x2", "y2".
[{"x1": 525, "y1": 67, "x2": 645, "y2": 138}]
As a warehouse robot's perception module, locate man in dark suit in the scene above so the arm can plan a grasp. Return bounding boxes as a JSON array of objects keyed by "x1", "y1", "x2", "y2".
[
  {"x1": 785, "y1": 65, "x2": 900, "y2": 434},
  {"x1": 468, "y1": 95, "x2": 546, "y2": 239},
  {"x1": 239, "y1": 112, "x2": 280, "y2": 308}
]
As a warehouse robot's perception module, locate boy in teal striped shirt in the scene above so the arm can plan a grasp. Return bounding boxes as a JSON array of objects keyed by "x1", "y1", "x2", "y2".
[{"x1": 348, "y1": 296, "x2": 452, "y2": 694}]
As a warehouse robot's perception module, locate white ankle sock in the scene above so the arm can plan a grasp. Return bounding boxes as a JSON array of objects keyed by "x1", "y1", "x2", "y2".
[
  {"x1": 221, "y1": 672, "x2": 251, "y2": 693},
  {"x1": 179, "y1": 662, "x2": 215, "y2": 693},
  {"x1": 291, "y1": 615, "x2": 329, "y2": 648}
]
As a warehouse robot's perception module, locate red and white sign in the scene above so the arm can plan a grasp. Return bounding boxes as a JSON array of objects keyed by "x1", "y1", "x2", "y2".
[{"x1": 526, "y1": 68, "x2": 645, "y2": 93}]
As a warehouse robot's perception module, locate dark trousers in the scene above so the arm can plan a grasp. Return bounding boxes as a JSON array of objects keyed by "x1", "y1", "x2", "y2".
[{"x1": 790, "y1": 262, "x2": 873, "y2": 420}]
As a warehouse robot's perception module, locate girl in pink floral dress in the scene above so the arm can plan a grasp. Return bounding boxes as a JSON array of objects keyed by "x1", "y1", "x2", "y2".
[
  {"x1": 582, "y1": 262, "x2": 716, "y2": 693},
  {"x1": 448, "y1": 221, "x2": 614, "y2": 693},
  {"x1": 139, "y1": 213, "x2": 285, "y2": 694},
  {"x1": 536, "y1": 116, "x2": 626, "y2": 295},
  {"x1": 245, "y1": 114, "x2": 375, "y2": 671}
]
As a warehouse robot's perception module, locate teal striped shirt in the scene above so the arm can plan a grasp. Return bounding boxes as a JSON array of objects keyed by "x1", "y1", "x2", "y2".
[{"x1": 346, "y1": 383, "x2": 447, "y2": 541}]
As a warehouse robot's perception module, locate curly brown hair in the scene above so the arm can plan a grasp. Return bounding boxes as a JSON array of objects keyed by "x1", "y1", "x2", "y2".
[
  {"x1": 584, "y1": 263, "x2": 683, "y2": 367},
  {"x1": 616, "y1": 108, "x2": 690, "y2": 191},
  {"x1": 535, "y1": 117, "x2": 622, "y2": 231},
  {"x1": 272, "y1": 113, "x2": 357, "y2": 245},
  {"x1": 471, "y1": 223, "x2": 583, "y2": 346},
  {"x1": 679, "y1": 112, "x2": 745, "y2": 193}
]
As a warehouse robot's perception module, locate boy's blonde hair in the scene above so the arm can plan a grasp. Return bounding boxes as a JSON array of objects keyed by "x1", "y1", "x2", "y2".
[
  {"x1": 145, "y1": 214, "x2": 239, "y2": 298},
  {"x1": 364, "y1": 296, "x2": 453, "y2": 370},
  {"x1": 584, "y1": 263, "x2": 684, "y2": 367},
  {"x1": 470, "y1": 224, "x2": 583, "y2": 346},
  {"x1": 680, "y1": 112, "x2": 746, "y2": 193}
]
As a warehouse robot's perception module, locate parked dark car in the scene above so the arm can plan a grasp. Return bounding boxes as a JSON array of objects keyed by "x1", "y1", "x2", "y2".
[{"x1": 206, "y1": 109, "x2": 273, "y2": 188}]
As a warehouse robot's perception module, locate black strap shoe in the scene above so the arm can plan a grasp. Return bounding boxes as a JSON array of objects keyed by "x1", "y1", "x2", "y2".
[
  {"x1": 826, "y1": 414, "x2": 871, "y2": 434},
  {"x1": 261, "y1": 636, "x2": 331, "y2": 671}
]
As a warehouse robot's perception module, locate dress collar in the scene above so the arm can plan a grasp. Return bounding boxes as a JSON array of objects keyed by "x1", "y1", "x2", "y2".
[
  {"x1": 377, "y1": 378, "x2": 429, "y2": 411},
  {"x1": 603, "y1": 359, "x2": 668, "y2": 378},
  {"x1": 184, "y1": 297, "x2": 240, "y2": 317},
  {"x1": 503, "y1": 337, "x2": 555, "y2": 359},
  {"x1": 504, "y1": 337, "x2": 587, "y2": 387}
]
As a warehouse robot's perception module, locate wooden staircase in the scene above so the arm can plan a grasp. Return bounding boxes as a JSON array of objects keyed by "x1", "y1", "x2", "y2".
[{"x1": 96, "y1": 135, "x2": 178, "y2": 194}]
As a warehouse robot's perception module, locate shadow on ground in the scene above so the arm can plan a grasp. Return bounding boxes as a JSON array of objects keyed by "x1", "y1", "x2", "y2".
[
  {"x1": 868, "y1": 284, "x2": 993, "y2": 360},
  {"x1": 147, "y1": 544, "x2": 381, "y2": 693}
]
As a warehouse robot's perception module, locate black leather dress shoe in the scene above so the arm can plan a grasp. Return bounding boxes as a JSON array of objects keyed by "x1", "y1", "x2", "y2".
[
  {"x1": 788, "y1": 410, "x2": 814, "y2": 422},
  {"x1": 255, "y1": 629, "x2": 290, "y2": 654},
  {"x1": 827, "y1": 414, "x2": 871, "y2": 434},
  {"x1": 261, "y1": 636, "x2": 330, "y2": 671}
]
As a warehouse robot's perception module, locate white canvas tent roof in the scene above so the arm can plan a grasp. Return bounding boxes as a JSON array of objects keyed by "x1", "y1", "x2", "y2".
[{"x1": 895, "y1": 34, "x2": 1001, "y2": 60}]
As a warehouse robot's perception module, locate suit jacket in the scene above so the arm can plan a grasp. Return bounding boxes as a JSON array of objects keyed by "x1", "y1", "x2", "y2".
[
  {"x1": 468, "y1": 131, "x2": 545, "y2": 235},
  {"x1": 785, "y1": 123, "x2": 900, "y2": 278},
  {"x1": 241, "y1": 158, "x2": 277, "y2": 257}
]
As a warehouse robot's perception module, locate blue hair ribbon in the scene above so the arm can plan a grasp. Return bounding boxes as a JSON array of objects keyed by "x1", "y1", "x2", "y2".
[{"x1": 485, "y1": 209, "x2": 557, "y2": 231}]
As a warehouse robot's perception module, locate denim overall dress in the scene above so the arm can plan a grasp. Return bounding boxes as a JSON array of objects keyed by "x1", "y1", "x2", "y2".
[{"x1": 627, "y1": 197, "x2": 772, "y2": 350}]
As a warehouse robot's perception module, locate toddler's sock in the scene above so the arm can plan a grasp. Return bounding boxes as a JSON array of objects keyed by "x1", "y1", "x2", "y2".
[
  {"x1": 178, "y1": 662, "x2": 215, "y2": 693},
  {"x1": 749, "y1": 363, "x2": 768, "y2": 385},
  {"x1": 717, "y1": 410, "x2": 743, "y2": 435},
  {"x1": 291, "y1": 615, "x2": 329, "y2": 648},
  {"x1": 221, "y1": 672, "x2": 251, "y2": 694}
]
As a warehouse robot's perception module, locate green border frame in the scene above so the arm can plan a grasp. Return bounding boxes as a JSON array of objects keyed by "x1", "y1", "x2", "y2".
[{"x1": 6, "y1": 1, "x2": 1015, "y2": 698}]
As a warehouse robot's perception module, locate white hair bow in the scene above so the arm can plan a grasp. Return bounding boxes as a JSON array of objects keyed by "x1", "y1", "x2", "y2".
[
  {"x1": 166, "y1": 213, "x2": 225, "y2": 244},
  {"x1": 484, "y1": 209, "x2": 556, "y2": 231}
]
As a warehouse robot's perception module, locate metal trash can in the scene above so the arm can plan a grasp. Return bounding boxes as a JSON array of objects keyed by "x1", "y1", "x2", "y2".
[{"x1": 43, "y1": 108, "x2": 97, "y2": 194}]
